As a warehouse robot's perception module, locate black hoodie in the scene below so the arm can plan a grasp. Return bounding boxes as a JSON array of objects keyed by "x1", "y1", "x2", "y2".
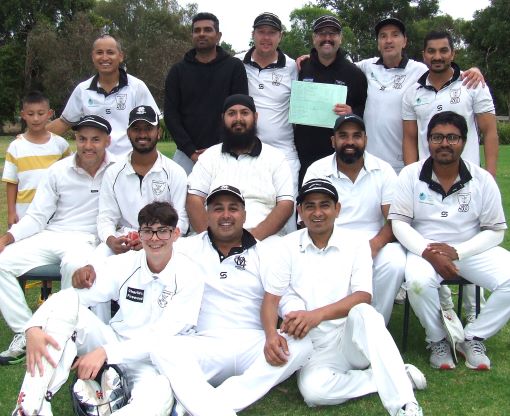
[
  {"x1": 294, "y1": 48, "x2": 367, "y2": 184},
  {"x1": 164, "y1": 46, "x2": 248, "y2": 157}
]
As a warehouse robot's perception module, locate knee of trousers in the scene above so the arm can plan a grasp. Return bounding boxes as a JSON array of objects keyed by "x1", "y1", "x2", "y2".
[
  {"x1": 374, "y1": 243, "x2": 406, "y2": 273},
  {"x1": 37, "y1": 288, "x2": 80, "y2": 336},
  {"x1": 347, "y1": 303, "x2": 383, "y2": 325},
  {"x1": 298, "y1": 365, "x2": 336, "y2": 406},
  {"x1": 130, "y1": 374, "x2": 173, "y2": 416}
]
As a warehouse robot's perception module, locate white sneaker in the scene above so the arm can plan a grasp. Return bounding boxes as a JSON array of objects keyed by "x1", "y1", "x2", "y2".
[
  {"x1": 427, "y1": 339, "x2": 455, "y2": 369},
  {"x1": 0, "y1": 333, "x2": 26, "y2": 365},
  {"x1": 456, "y1": 339, "x2": 490, "y2": 370},
  {"x1": 397, "y1": 402, "x2": 423, "y2": 416},
  {"x1": 405, "y1": 364, "x2": 427, "y2": 390}
]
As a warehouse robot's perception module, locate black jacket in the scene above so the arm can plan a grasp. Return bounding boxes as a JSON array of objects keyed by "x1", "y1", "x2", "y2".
[
  {"x1": 164, "y1": 46, "x2": 248, "y2": 157},
  {"x1": 294, "y1": 48, "x2": 367, "y2": 183}
]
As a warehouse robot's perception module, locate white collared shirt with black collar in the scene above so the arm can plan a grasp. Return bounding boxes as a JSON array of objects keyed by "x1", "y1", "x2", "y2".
[
  {"x1": 402, "y1": 62, "x2": 495, "y2": 166},
  {"x1": 388, "y1": 158, "x2": 507, "y2": 244}
]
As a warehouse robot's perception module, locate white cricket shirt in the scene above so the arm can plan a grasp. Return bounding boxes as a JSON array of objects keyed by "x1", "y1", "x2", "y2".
[
  {"x1": 98, "y1": 151, "x2": 188, "y2": 240},
  {"x1": 9, "y1": 152, "x2": 115, "y2": 241},
  {"x1": 61, "y1": 69, "x2": 159, "y2": 156},
  {"x1": 187, "y1": 140, "x2": 294, "y2": 229},
  {"x1": 263, "y1": 227, "x2": 373, "y2": 345},
  {"x1": 238, "y1": 48, "x2": 298, "y2": 161},
  {"x1": 175, "y1": 230, "x2": 266, "y2": 331},
  {"x1": 388, "y1": 158, "x2": 507, "y2": 244},
  {"x1": 304, "y1": 151, "x2": 396, "y2": 237},
  {"x1": 402, "y1": 63, "x2": 495, "y2": 165},
  {"x1": 356, "y1": 57, "x2": 427, "y2": 172}
]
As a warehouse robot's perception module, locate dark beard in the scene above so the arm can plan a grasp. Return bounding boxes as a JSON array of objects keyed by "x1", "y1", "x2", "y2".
[
  {"x1": 336, "y1": 146, "x2": 364, "y2": 164},
  {"x1": 222, "y1": 124, "x2": 257, "y2": 151},
  {"x1": 131, "y1": 139, "x2": 157, "y2": 154}
]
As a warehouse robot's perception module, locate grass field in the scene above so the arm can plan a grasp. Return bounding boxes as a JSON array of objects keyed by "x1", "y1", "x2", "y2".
[{"x1": 0, "y1": 136, "x2": 509, "y2": 415}]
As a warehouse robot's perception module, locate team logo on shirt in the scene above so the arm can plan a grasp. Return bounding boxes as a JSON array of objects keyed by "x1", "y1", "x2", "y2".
[
  {"x1": 450, "y1": 88, "x2": 461, "y2": 104},
  {"x1": 126, "y1": 287, "x2": 144, "y2": 303},
  {"x1": 115, "y1": 94, "x2": 127, "y2": 110},
  {"x1": 393, "y1": 75, "x2": 406, "y2": 89},
  {"x1": 234, "y1": 255, "x2": 246, "y2": 270},
  {"x1": 158, "y1": 288, "x2": 176, "y2": 308},
  {"x1": 272, "y1": 73, "x2": 283, "y2": 86},
  {"x1": 458, "y1": 192, "x2": 471, "y2": 212},
  {"x1": 152, "y1": 180, "x2": 166, "y2": 196},
  {"x1": 418, "y1": 192, "x2": 434, "y2": 205}
]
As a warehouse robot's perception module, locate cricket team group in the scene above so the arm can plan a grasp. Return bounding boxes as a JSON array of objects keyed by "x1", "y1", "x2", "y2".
[{"x1": 0, "y1": 8, "x2": 509, "y2": 416}]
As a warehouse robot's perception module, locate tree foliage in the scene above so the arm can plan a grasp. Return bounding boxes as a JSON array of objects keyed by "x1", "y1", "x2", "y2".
[
  {"x1": 463, "y1": 0, "x2": 510, "y2": 116},
  {"x1": 0, "y1": 0, "x2": 95, "y2": 123}
]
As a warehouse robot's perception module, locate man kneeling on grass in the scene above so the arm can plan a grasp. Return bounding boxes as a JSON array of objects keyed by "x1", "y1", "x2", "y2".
[
  {"x1": 262, "y1": 178, "x2": 426, "y2": 416},
  {"x1": 12, "y1": 202, "x2": 203, "y2": 416}
]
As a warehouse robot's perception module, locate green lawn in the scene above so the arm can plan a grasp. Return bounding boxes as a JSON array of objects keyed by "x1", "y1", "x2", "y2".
[{"x1": 0, "y1": 137, "x2": 508, "y2": 415}]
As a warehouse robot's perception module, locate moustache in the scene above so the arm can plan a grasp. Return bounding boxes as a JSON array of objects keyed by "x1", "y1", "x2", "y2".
[{"x1": 320, "y1": 40, "x2": 334, "y2": 47}]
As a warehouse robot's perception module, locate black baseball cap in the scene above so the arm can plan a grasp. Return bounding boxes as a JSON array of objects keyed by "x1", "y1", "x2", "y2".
[
  {"x1": 206, "y1": 185, "x2": 245, "y2": 205},
  {"x1": 312, "y1": 15, "x2": 342, "y2": 32},
  {"x1": 334, "y1": 114, "x2": 365, "y2": 132},
  {"x1": 297, "y1": 178, "x2": 338, "y2": 204},
  {"x1": 72, "y1": 115, "x2": 112, "y2": 134},
  {"x1": 128, "y1": 105, "x2": 159, "y2": 128},
  {"x1": 253, "y1": 12, "x2": 282, "y2": 31},
  {"x1": 375, "y1": 17, "x2": 406, "y2": 37}
]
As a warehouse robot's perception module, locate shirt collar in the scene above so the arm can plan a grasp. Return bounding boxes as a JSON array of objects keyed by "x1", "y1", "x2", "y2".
[
  {"x1": 139, "y1": 250, "x2": 178, "y2": 286},
  {"x1": 417, "y1": 62, "x2": 461, "y2": 91},
  {"x1": 419, "y1": 156, "x2": 473, "y2": 199},
  {"x1": 374, "y1": 56, "x2": 409, "y2": 69},
  {"x1": 87, "y1": 68, "x2": 128, "y2": 96},
  {"x1": 298, "y1": 226, "x2": 343, "y2": 253},
  {"x1": 206, "y1": 228, "x2": 257, "y2": 262},
  {"x1": 243, "y1": 47, "x2": 287, "y2": 70},
  {"x1": 125, "y1": 151, "x2": 164, "y2": 174},
  {"x1": 221, "y1": 137, "x2": 262, "y2": 157},
  {"x1": 328, "y1": 152, "x2": 377, "y2": 178}
]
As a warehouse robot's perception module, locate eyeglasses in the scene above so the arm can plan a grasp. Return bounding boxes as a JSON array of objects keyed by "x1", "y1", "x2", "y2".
[
  {"x1": 315, "y1": 30, "x2": 340, "y2": 37},
  {"x1": 428, "y1": 133, "x2": 463, "y2": 145},
  {"x1": 138, "y1": 227, "x2": 174, "y2": 241}
]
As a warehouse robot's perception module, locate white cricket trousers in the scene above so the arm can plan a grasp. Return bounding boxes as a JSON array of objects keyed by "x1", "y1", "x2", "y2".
[
  {"x1": 371, "y1": 241, "x2": 406, "y2": 325},
  {"x1": 298, "y1": 303, "x2": 416, "y2": 416},
  {"x1": 0, "y1": 230, "x2": 97, "y2": 333},
  {"x1": 405, "y1": 246, "x2": 510, "y2": 343},
  {"x1": 151, "y1": 328, "x2": 313, "y2": 416},
  {"x1": 16, "y1": 289, "x2": 172, "y2": 416}
]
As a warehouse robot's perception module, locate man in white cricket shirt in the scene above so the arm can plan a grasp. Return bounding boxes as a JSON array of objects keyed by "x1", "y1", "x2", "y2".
[
  {"x1": 186, "y1": 94, "x2": 294, "y2": 240},
  {"x1": 390, "y1": 111, "x2": 510, "y2": 370},
  {"x1": 304, "y1": 114, "x2": 404, "y2": 324},
  {"x1": 0, "y1": 115, "x2": 115, "y2": 366},
  {"x1": 151, "y1": 185, "x2": 312, "y2": 416},
  {"x1": 97, "y1": 105, "x2": 188, "y2": 257},
  {"x1": 262, "y1": 178, "x2": 425, "y2": 416},
  {"x1": 13, "y1": 201, "x2": 204, "y2": 416}
]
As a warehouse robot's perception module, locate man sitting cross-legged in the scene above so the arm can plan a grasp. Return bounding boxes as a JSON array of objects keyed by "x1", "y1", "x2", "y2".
[
  {"x1": 12, "y1": 202, "x2": 204, "y2": 415},
  {"x1": 262, "y1": 178, "x2": 426, "y2": 416}
]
